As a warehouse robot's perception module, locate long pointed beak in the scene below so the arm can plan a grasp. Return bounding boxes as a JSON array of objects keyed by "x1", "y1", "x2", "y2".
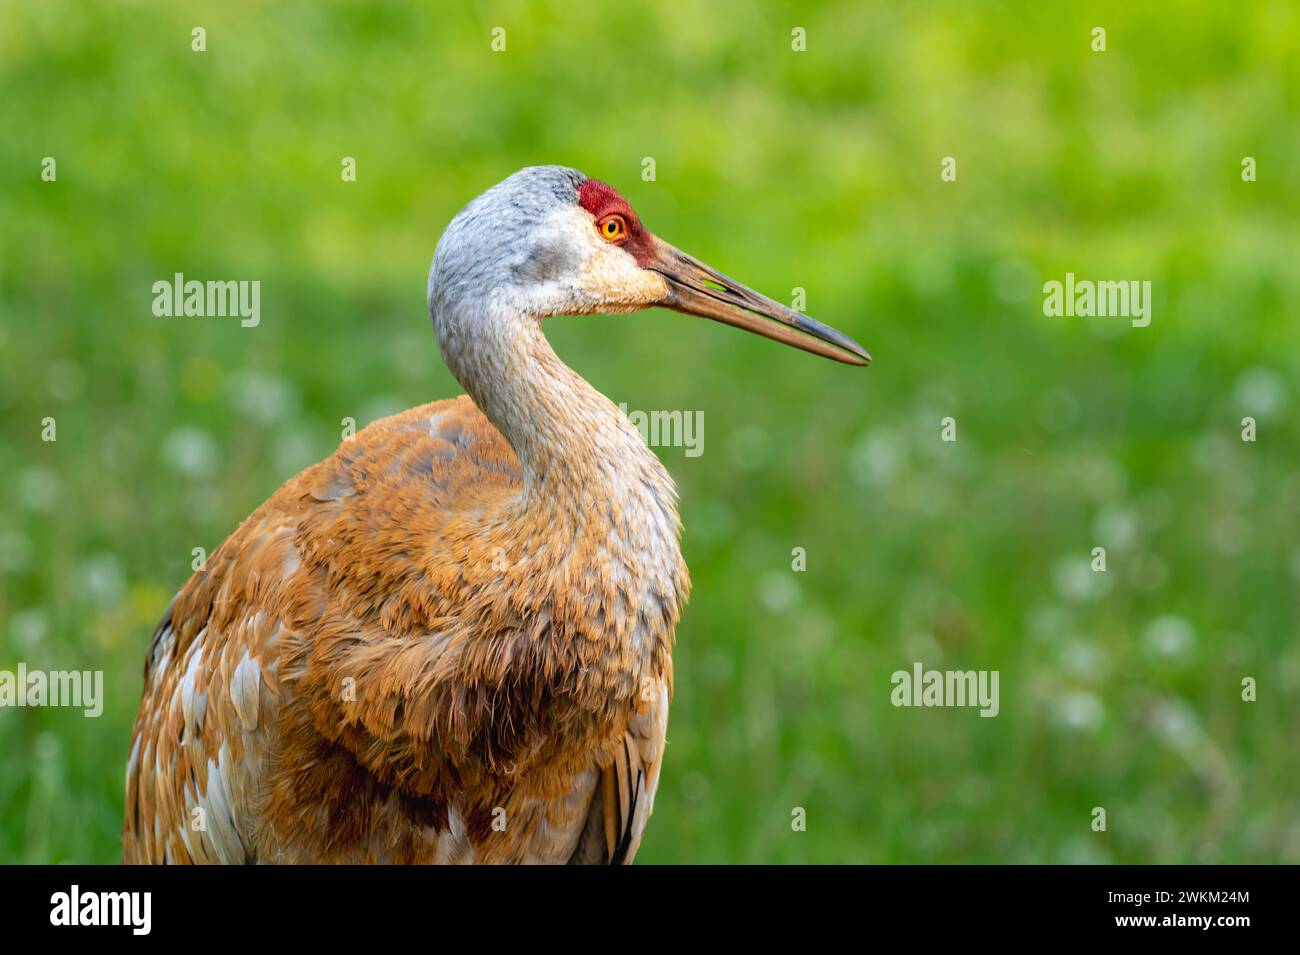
[{"x1": 647, "y1": 237, "x2": 871, "y2": 366}]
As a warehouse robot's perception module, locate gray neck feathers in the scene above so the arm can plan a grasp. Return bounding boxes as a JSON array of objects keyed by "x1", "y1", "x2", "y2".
[
  {"x1": 426, "y1": 166, "x2": 678, "y2": 547},
  {"x1": 430, "y1": 284, "x2": 670, "y2": 522}
]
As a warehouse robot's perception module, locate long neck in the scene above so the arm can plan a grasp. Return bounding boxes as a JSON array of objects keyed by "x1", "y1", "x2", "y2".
[
  {"x1": 437, "y1": 302, "x2": 674, "y2": 523},
  {"x1": 432, "y1": 295, "x2": 690, "y2": 699}
]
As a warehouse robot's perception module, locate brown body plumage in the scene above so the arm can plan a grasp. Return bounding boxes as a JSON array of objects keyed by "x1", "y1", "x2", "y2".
[
  {"x1": 125, "y1": 396, "x2": 684, "y2": 863},
  {"x1": 123, "y1": 166, "x2": 867, "y2": 864}
]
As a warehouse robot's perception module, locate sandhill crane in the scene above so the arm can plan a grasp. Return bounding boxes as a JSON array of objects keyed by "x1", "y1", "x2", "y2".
[{"x1": 123, "y1": 166, "x2": 869, "y2": 864}]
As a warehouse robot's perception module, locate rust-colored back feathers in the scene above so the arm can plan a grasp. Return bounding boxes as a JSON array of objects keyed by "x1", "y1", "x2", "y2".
[{"x1": 125, "y1": 396, "x2": 688, "y2": 863}]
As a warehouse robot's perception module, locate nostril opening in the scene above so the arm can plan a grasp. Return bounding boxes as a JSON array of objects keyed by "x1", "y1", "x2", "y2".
[{"x1": 701, "y1": 279, "x2": 728, "y2": 293}]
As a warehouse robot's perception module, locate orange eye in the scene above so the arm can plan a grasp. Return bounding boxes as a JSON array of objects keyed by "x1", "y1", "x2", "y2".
[{"x1": 598, "y1": 215, "x2": 627, "y2": 242}]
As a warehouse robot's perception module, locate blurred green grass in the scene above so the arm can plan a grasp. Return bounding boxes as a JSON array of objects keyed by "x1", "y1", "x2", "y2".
[{"x1": 2, "y1": 0, "x2": 1298, "y2": 863}]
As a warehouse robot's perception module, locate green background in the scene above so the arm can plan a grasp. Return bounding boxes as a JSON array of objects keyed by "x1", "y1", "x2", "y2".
[{"x1": 2, "y1": 0, "x2": 1297, "y2": 863}]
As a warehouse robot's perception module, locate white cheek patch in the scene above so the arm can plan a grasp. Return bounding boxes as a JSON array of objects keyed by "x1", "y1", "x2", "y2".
[
  {"x1": 579, "y1": 242, "x2": 668, "y2": 312},
  {"x1": 533, "y1": 205, "x2": 667, "y2": 316}
]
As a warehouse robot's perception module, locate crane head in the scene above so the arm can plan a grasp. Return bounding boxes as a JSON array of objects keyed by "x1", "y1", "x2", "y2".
[{"x1": 430, "y1": 166, "x2": 870, "y2": 366}]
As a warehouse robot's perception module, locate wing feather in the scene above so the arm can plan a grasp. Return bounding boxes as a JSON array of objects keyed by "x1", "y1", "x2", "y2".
[{"x1": 569, "y1": 674, "x2": 670, "y2": 865}]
